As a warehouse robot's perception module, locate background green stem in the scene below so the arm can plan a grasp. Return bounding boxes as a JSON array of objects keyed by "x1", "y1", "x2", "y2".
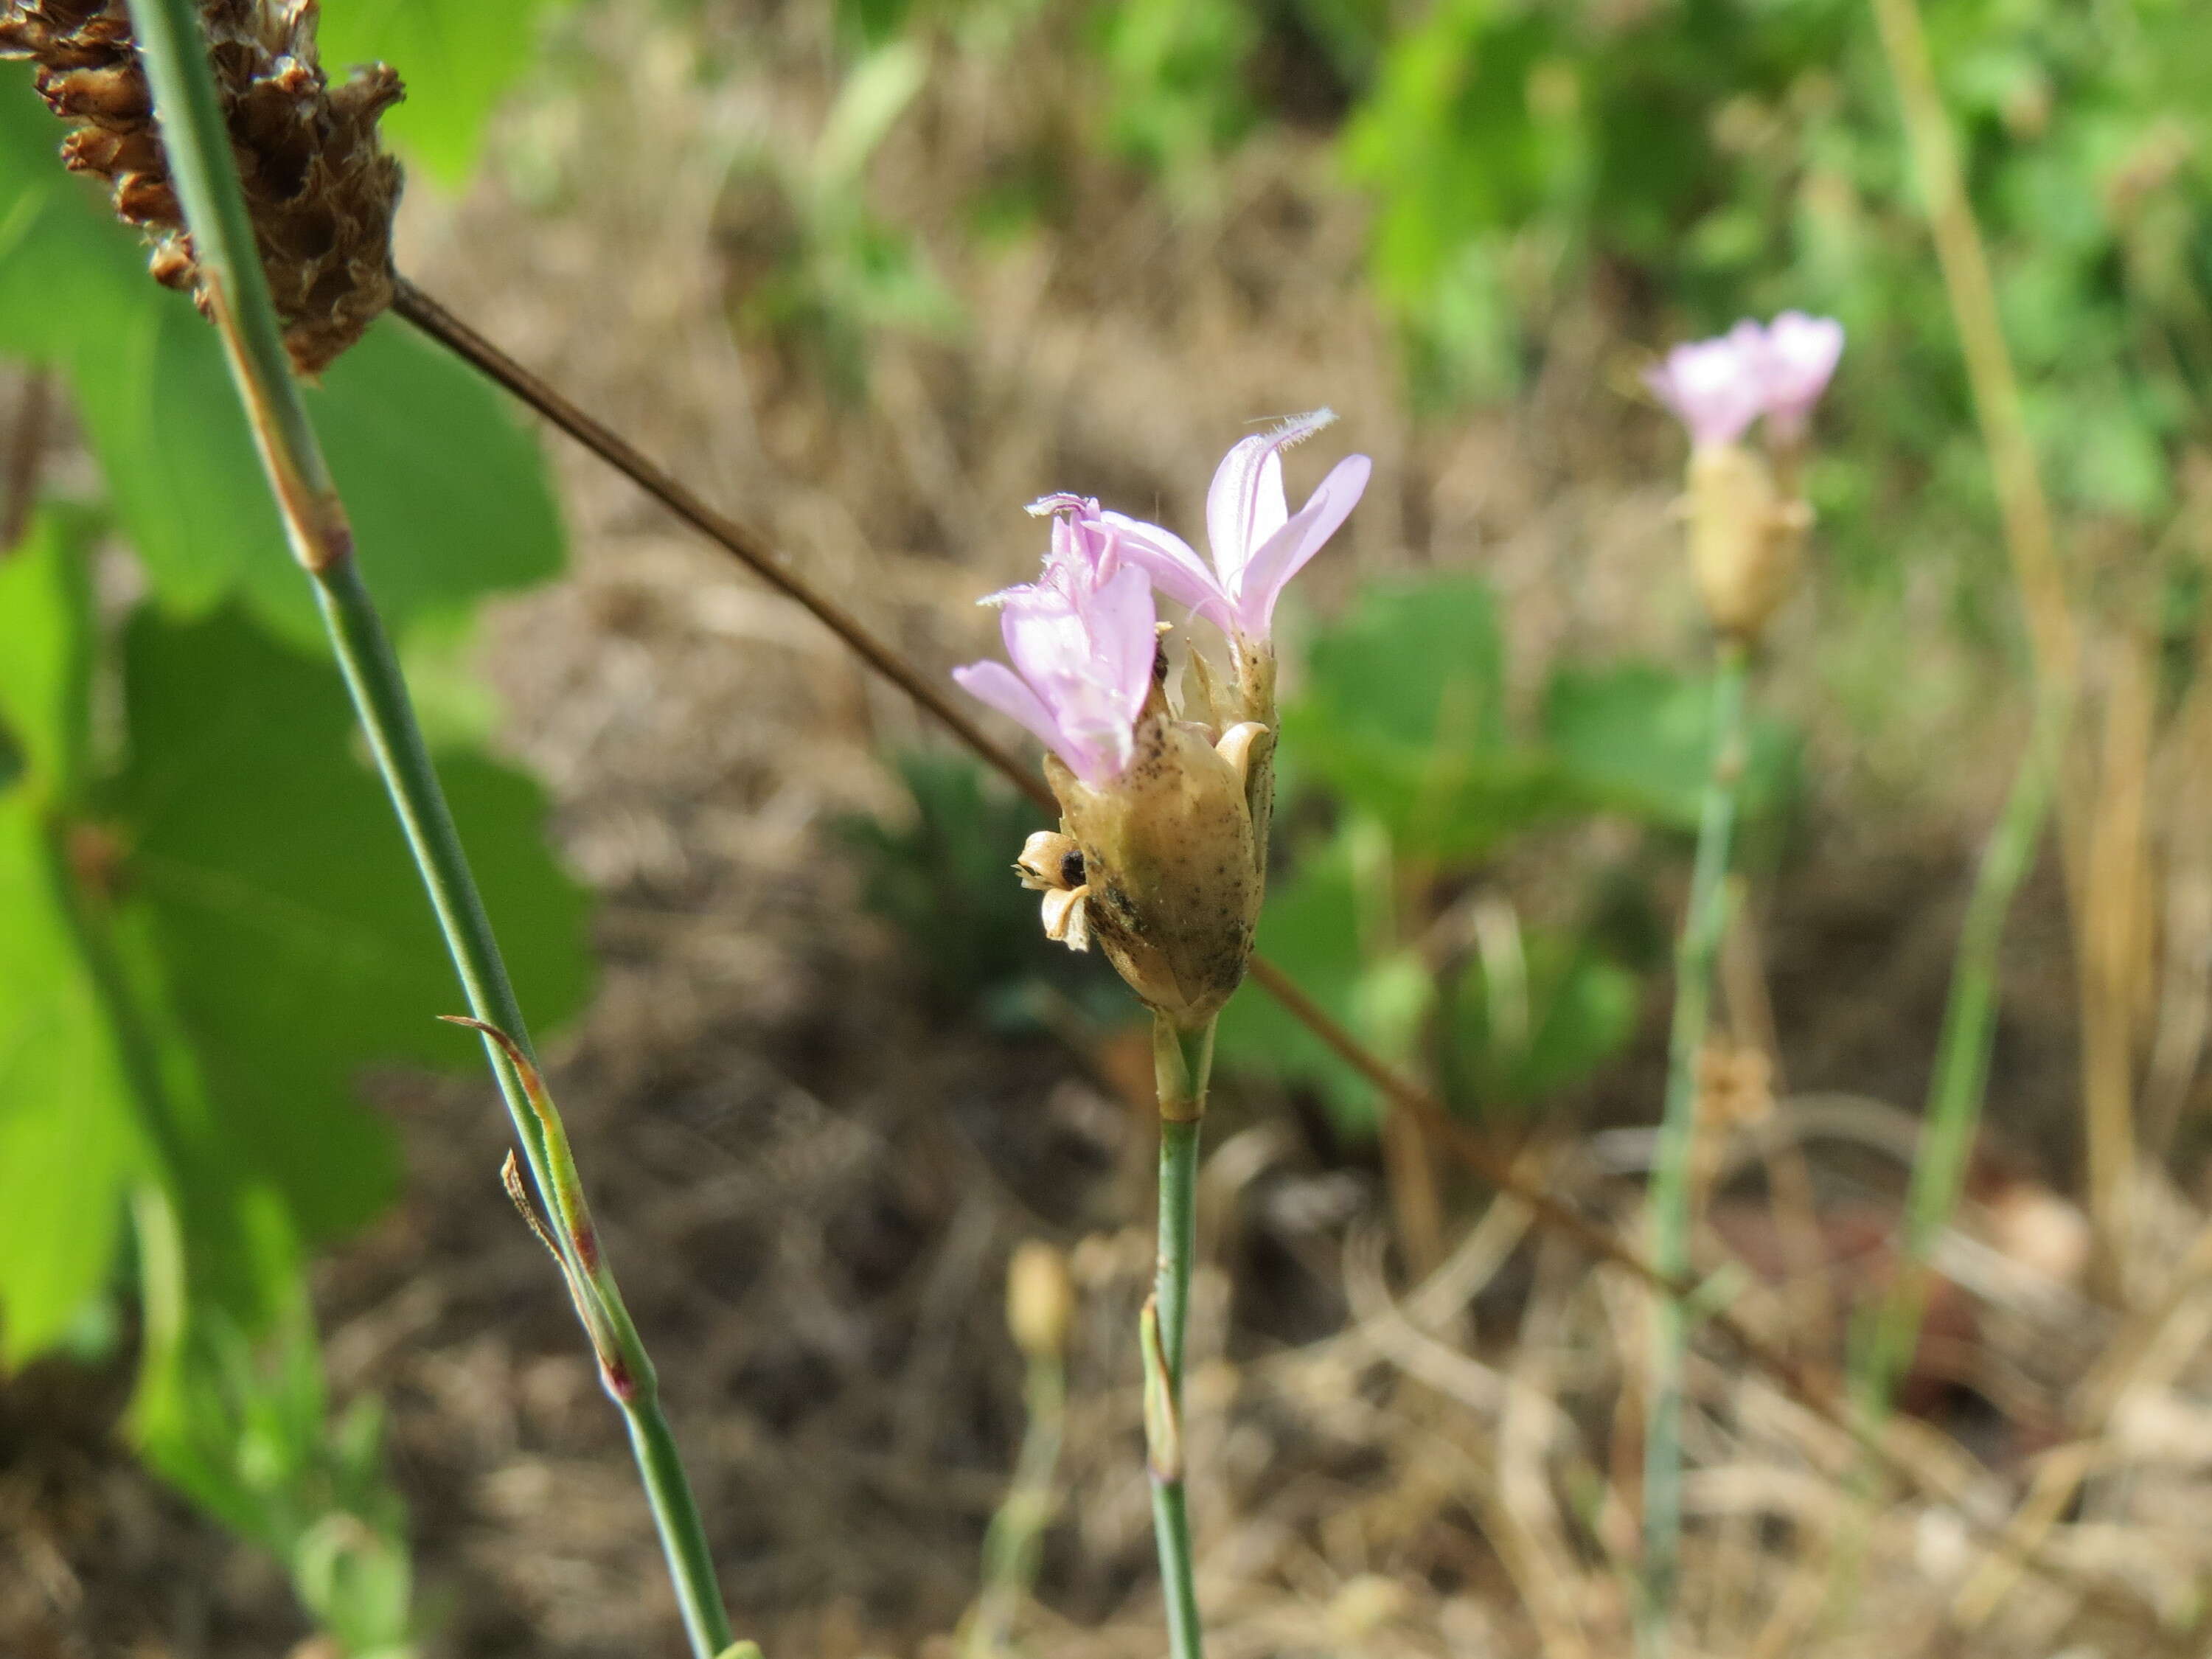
[
  {"x1": 128, "y1": 3, "x2": 736, "y2": 1652},
  {"x1": 1640, "y1": 640, "x2": 1749, "y2": 1654},
  {"x1": 1858, "y1": 684, "x2": 2070, "y2": 1415},
  {"x1": 1150, "y1": 1015, "x2": 1212, "y2": 1659}
]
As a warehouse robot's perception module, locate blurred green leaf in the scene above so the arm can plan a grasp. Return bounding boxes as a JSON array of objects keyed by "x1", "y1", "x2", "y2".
[
  {"x1": 1284, "y1": 574, "x2": 1583, "y2": 858},
  {"x1": 318, "y1": 0, "x2": 562, "y2": 188},
  {"x1": 1096, "y1": 0, "x2": 1257, "y2": 184},
  {"x1": 1441, "y1": 925, "x2": 1638, "y2": 1109},
  {"x1": 67, "y1": 310, "x2": 567, "y2": 648},
  {"x1": 0, "y1": 519, "x2": 139, "y2": 1366},
  {"x1": 0, "y1": 585, "x2": 593, "y2": 1368},
  {"x1": 0, "y1": 75, "x2": 566, "y2": 645},
  {"x1": 1542, "y1": 660, "x2": 1797, "y2": 832},
  {"x1": 104, "y1": 607, "x2": 594, "y2": 1279},
  {"x1": 1217, "y1": 821, "x2": 1638, "y2": 1130},
  {"x1": 139, "y1": 1304, "x2": 417, "y2": 1659},
  {"x1": 813, "y1": 42, "x2": 928, "y2": 189},
  {"x1": 1215, "y1": 824, "x2": 1423, "y2": 1133}
]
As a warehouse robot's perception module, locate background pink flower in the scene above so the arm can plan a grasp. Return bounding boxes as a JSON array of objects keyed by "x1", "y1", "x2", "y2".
[
  {"x1": 1646, "y1": 332, "x2": 1767, "y2": 448},
  {"x1": 1756, "y1": 311, "x2": 1846, "y2": 437}
]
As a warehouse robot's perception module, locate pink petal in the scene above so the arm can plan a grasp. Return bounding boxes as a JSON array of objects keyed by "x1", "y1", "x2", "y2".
[
  {"x1": 996, "y1": 572, "x2": 1155, "y2": 786},
  {"x1": 1023, "y1": 495, "x2": 1118, "y2": 596},
  {"x1": 1646, "y1": 335, "x2": 1762, "y2": 448},
  {"x1": 1232, "y1": 453, "x2": 1371, "y2": 639},
  {"x1": 1759, "y1": 310, "x2": 1844, "y2": 431},
  {"x1": 1103, "y1": 511, "x2": 1231, "y2": 625},
  {"x1": 1083, "y1": 563, "x2": 1161, "y2": 721},
  {"x1": 1001, "y1": 588, "x2": 1093, "y2": 705},
  {"x1": 1206, "y1": 409, "x2": 1336, "y2": 588},
  {"x1": 953, "y1": 660, "x2": 1073, "y2": 762}
]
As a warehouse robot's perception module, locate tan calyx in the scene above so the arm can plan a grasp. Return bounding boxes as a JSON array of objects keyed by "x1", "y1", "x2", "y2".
[
  {"x1": 1683, "y1": 442, "x2": 1812, "y2": 643},
  {"x1": 1042, "y1": 712, "x2": 1269, "y2": 1029}
]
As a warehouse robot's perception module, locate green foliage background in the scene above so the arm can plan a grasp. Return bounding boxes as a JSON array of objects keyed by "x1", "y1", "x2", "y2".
[
  {"x1": 6, "y1": 0, "x2": 2211, "y2": 1645},
  {"x1": 0, "y1": 7, "x2": 577, "y2": 1649}
]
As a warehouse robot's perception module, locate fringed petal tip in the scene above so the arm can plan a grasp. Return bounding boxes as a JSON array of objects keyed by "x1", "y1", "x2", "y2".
[
  {"x1": 1264, "y1": 407, "x2": 1338, "y2": 448},
  {"x1": 1026, "y1": 492, "x2": 1096, "y2": 518}
]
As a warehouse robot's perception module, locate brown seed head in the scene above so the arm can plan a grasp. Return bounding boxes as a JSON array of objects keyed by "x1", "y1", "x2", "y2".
[{"x1": 1, "y1": 0, "x2": 405, "y2": 375}]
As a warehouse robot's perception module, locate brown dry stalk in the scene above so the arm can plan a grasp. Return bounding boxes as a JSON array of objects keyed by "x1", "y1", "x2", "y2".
[
  {"x1": 2080, "y1": 636, "x2": 2156, "y2": 1291},
  {"x1": 389, "y1": 278, "x2": 1043, "y2": 803},
  {"x1": 0, "y1": 0, "x2": 401, "y2": 374},
  {"x1": 387, "y1": 276, "x2": 2185, "y2": 1646}
]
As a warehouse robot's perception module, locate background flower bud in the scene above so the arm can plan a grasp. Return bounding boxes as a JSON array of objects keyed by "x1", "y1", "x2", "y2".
[{"x1": 1006, "y1": 1240, "x2": 1074, "y2": 1360}]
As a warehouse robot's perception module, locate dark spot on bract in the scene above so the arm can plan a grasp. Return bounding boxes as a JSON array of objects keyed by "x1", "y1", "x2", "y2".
[{"x1": 1060, "y1": 848, "x2": 1086, "y2": 888}]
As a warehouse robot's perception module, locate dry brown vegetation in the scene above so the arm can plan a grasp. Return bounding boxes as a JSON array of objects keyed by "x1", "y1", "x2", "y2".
[{"x1": 11, "y1": 1, "x2": 2212, "y2": 1655}]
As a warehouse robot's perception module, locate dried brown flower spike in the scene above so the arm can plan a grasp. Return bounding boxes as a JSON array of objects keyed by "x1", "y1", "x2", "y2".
[{"x1": 1, "y1": 0, "x2": 403, "y2": 375}]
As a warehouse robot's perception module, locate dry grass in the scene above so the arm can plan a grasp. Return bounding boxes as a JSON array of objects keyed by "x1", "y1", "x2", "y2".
[{"x1": 10, "y1": 0, "x2": 2212, "y2": 1655}]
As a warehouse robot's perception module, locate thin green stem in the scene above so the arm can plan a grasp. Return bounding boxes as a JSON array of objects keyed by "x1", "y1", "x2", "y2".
[
  {"x1": 967, "y1": 1353, "x2": 1065, "y2": 1658},
  {"x1": 1640, "y1": 641, "x2": 1750, "y2": 1655},
  {"x1": 130, "y1": 5, "x2": 736, "y2": 1653},
  {"x1": 1858, "y1": 684, "x2": 2070, "y2": 1417},
  {"x1": 1147, "y1": 1013, "x2": 1212, "y2": 1659},
  {"x1": 628, "y1": 1405, "x2": 730, "y2": 1656},
  {"x1": 1151, "y1": 1475, "x2": 1202, "y2": 1659},
  {"x1": 314, "y1": 563, "x2": 552, "y2": 1184}
]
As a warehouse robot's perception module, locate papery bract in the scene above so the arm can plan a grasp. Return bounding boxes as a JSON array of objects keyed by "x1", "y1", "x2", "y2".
[{"x1": 1105, "y1": 410, "x2": 1371, "y2": 644}]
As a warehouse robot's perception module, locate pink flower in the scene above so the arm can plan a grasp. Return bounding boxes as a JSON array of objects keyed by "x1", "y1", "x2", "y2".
[
  {"x1": 953, "y1": 501, "x2": 1160, "y2": 789},
  {"x1": 1646, "y1": 329, "x2": 1767, "y2": 448},
  {"x1": 1009, "y1": 493, "x2": 1122, "y2": 602},
  {"x1": 1105, "y1": 409, "x2": 1372, "y2": 642},
  {"x1": 1755, "y1": 310, "x2": 1845, "y2": 438},
  {"x1": 1647, "y1": 313, "x2": 1846, "y2": 446}
]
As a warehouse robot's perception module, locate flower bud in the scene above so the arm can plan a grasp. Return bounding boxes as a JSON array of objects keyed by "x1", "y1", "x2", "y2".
[
  {"x1": 1006, "y1": 1240, "x2": 1074, "y2": 1361},
  {"x1": 1046, "y1": 715, "x2": 1264, "y2": 1029},
  {"x1": 1684, "y1": 442, "x2": 1807, "y2": 642}
]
